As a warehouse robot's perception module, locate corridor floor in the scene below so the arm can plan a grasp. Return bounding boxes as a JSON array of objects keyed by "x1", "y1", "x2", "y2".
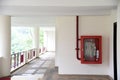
[
  {"x1": 11, "y1": 52, "x2": 112, "y2": 80},
  {"x1": 43, "y1": 62, "x2": 112, "y2": 80},
  {"x1": 11, "y1": 52, "x2": 55, "y2": 80}
]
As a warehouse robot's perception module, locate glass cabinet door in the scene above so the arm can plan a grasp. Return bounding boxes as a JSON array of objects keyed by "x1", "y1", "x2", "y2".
[
  {"x1": 84, "y1": 39, "x2": 96, "y2": 61},
  {"x1": 81, "y1": 36, "x2": 102, "y2": 64}
]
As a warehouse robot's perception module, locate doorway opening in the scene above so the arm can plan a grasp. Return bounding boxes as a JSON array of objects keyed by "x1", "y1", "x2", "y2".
[{"x1": 39, "y1": 27, "x2": 55, "y2": 61}]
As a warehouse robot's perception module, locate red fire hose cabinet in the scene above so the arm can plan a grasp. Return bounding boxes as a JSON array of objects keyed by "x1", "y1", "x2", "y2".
[{"x1": 81, "y1": 36, "x2": 102, "y2": 64}]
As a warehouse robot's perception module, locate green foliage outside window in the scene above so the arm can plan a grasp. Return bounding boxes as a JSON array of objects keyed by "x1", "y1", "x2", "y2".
[
  {"x1": 11, "y1": 27, "x2": 44, "y2": 54},
  {"x1": 11, "y1": 27, "x2": 33, "y2": 53}
]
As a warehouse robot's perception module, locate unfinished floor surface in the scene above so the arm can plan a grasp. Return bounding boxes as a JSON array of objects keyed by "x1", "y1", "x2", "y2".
[
  {"x1": 43, "y1": 61, "x2": 112, "y2": 80},
  {"x1": 11, "y1": 52, "x2": 112, "y2": 80}
]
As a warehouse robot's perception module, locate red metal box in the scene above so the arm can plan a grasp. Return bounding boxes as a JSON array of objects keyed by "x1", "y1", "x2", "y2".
[{"x1": 81, "y1": 36, "x2": 102, "y2": 64}]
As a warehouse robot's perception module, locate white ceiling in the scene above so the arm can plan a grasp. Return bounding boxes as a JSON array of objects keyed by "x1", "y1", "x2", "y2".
[
  {"x1": 0, "y1": 0, "x2": 117, "y2": 16},
  {"x1": 2, "y1": 0, "x2": 118, "y2": 27},
  {"x1": 0, "y1": 0, "x2": 117, "y2": 6}
]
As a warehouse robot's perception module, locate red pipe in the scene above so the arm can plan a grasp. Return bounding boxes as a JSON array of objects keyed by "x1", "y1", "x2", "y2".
[{"x1": 76, "y1": 16, "x2": 81, "y2": 60}]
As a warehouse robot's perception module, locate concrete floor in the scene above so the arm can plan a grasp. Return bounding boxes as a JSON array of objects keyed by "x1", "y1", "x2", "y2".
[
  {"x1": 11, "y1": 52, "x2": 112, "y2": 80},
  {"x1": 11, "y1": 52, "x2": 55, "y2": 80},
  {"x1": 43, "y1": 61, "x2": 112, "y2": 80}
]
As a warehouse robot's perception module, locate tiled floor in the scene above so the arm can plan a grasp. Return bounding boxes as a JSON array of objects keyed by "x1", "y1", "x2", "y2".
[{"x1": 11, "y1": 52, "x2": 112, "y2": 80}]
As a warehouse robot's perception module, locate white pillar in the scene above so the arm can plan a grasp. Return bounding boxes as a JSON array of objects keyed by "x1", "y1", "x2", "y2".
[
  {"x1": 0, "y1": 15, "x2": 11, "y2": 77},
  {"x1": 32, "y1": 27, "x2": 39, "y2": 57},
  {"x1": 43, "y1": 31, "x2": 47, "y2": 51},
  {"x1": 117, "y1": 1, "x2": 120, "y2": 80},
  {"x1": 46, "y1": 31, "x2": 55, "y2": 52}
]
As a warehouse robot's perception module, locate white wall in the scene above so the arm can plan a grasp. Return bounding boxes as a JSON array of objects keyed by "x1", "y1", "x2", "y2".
[
  {"x1": 56, "y1": 16, "x2": 76, "y2": 69},
  {"x1": 46, "y1": 31, "x2": 55, "y2": 51},
  {"x1": 11, "y1": 17, "x2": 55, "y2": 27},
  {"x1": 108, "y1": 9, "x2": 117, "y2": 79},
  {"x1": 117, "y1": 1, "x2": 120, "y2": 80},
  {"x1": 0, "y1": 16, "x2": 11, "y2": 77},
  {"x1": 56, "y1": 16, "x2": 113, "y2": 75},
  {"x1": 0, "y1": 57, "x2": 2, "y2": 77}
]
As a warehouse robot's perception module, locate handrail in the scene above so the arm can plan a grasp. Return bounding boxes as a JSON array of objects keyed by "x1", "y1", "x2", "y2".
[
  {"x1": 11, "y1": 51, "x2": 26, "y2": 71},
  {"x1": 10, "y1": 47, "x2": 47, "y2": 72},
  {"x1": 11, "y1": 48, "x2": 36, "y2": 72}
]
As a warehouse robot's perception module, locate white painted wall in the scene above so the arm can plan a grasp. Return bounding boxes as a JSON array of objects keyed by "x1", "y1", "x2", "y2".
[
  {"x1": 0, "y1": 16, "x2": 11, "y2": 77},
  {"x1": 0, "y1": 57, "x2": 2, "y2": 77},
  {"x1": 11, "y1": 17, "x2": 55, "y2": 27},
  {"x1": 108, "y1": 9, "x2": 117, "y2": 79},
  {"x1": 56, "y1": 16, "x2": 113, "y2": 75},
  {"x1": 46, "y1": 31, "x2": 55, "y2": 51},
  {"x1": 117, "y1": 1, "x2": 120, "y2": 80},
  {"x1": 56, "y1": 16, "x2": 76, "y2": 68}
]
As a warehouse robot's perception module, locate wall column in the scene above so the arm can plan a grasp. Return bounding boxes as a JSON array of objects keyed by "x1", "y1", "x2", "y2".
[
  {"x1": 117, "y1": 1, "x2": 120, "y2": 80},
  {"x1": 46, "y1": 31, "x2": 55, "y2": 51},
  {"x1": 0, "y1": 15, "x2": 11, "y2": 77},
  {"x1": 33, "y1": 27, "x2": 39, "y2": 58},
  {"x1": 43, "y1": 31, "x2": 47, "y2": 52}
]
